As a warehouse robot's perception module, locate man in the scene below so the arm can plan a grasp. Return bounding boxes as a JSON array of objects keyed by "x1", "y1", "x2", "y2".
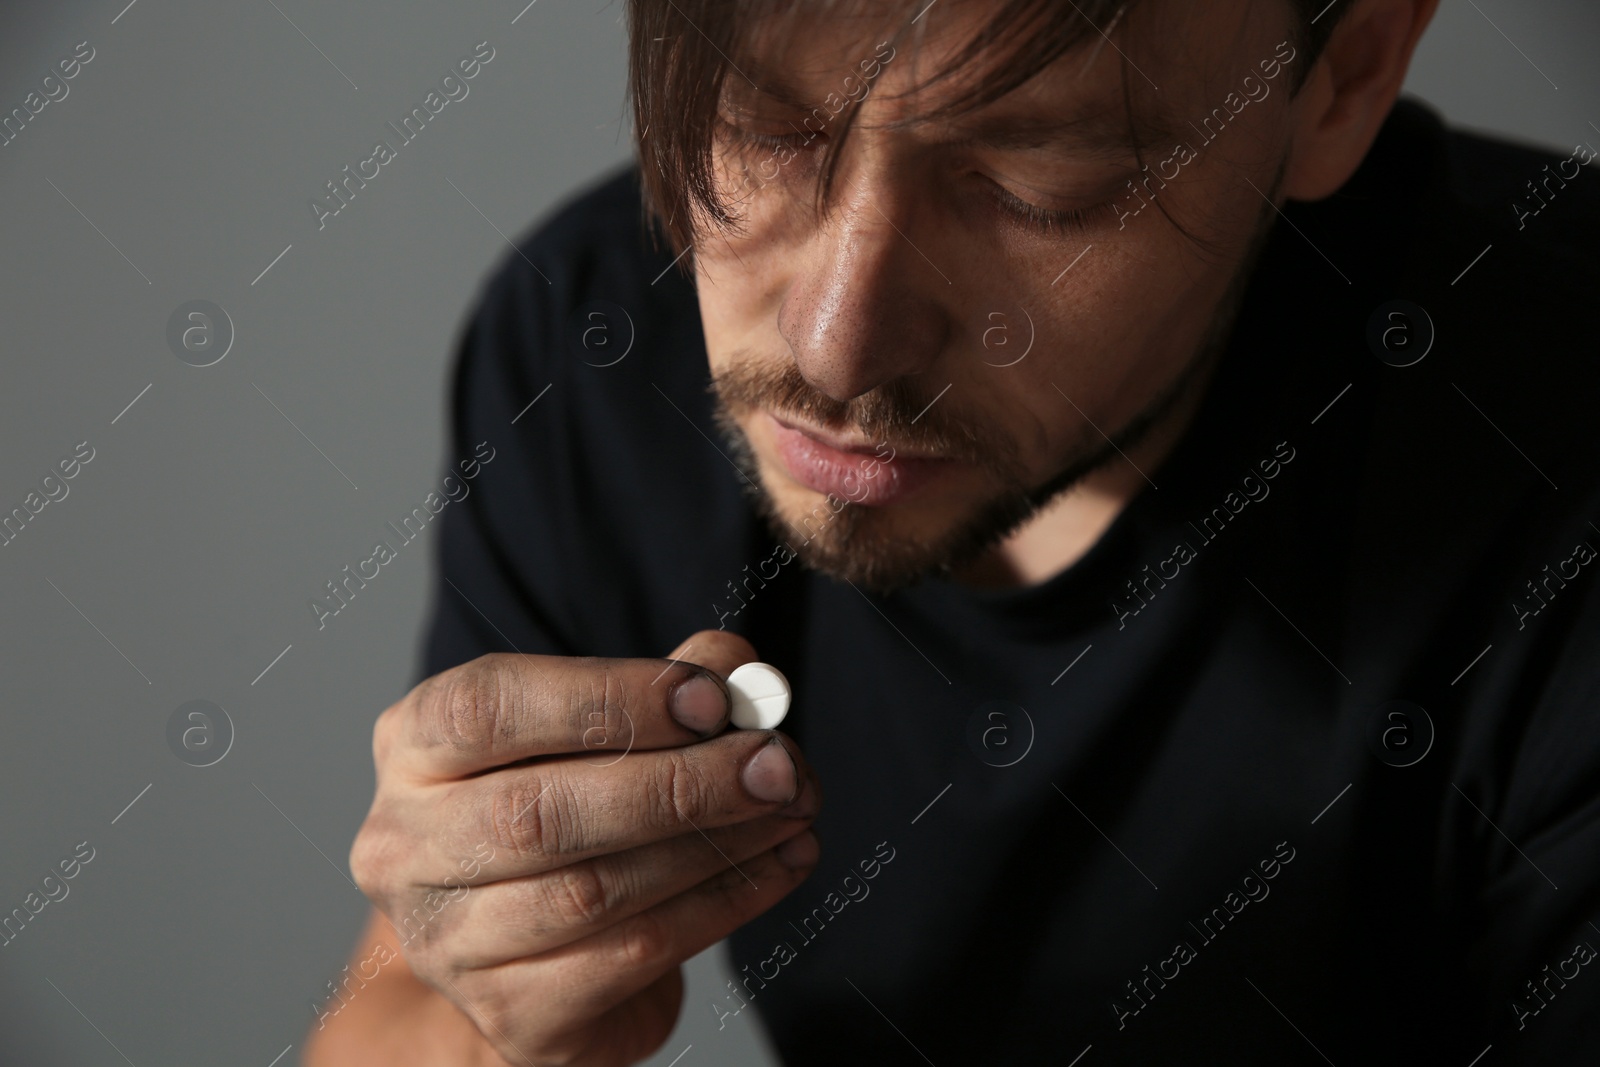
[{"x1": 308, "y1": 0, "x2": 1600, "y2": 1062}]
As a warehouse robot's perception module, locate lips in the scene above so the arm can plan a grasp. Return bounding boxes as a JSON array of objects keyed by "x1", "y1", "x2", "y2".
[{"x1": 764, "y1": 412, "x2": 953, "y2": 507}]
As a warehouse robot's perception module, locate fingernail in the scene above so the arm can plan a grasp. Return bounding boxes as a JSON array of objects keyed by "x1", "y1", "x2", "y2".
[
  {"x1": 779, "y1": 777, "x2": 819, "y2": 819},
  {"x1": 776, "y1": 829, "x2": 819, "y2": 869},
  {"x1": 741, "y1": 736, "x2": 798, "y2": 804},
  {"x1": 669, "y1": 673, "x2": 726, "y2": 735}
]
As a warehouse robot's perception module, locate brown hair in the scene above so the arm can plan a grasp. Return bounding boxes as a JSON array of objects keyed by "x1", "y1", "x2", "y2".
[{"x1": 628, "y1": 0, "x2": 1348, "y2": 256}]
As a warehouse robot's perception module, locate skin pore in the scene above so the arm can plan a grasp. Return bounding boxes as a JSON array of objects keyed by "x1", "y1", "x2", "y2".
[{"x1": 694, "y1": 0, "x2": 1437, "y2": 591}]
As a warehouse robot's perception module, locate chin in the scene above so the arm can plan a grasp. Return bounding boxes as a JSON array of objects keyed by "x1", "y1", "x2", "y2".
[{"x1": 754, "y1": 471, "x2": 1038, "y2": 594}]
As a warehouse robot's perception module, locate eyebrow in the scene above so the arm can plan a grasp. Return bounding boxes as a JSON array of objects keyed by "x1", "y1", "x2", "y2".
[
  {"x1": 723, "y1": 72, "x2": 848, "y2": 114},
  {"x1": 936, "y1": 107, "x2": 1187, "y2": 158},
  {"x1": 725, "y1": 75, "x2": 1184, "y2": 162}
]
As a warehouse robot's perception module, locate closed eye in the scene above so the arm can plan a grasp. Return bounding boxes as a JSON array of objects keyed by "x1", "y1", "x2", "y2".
[
  {"x1": 984, "y1": 178, "x2": 1118, "y2": 236},
  {"x1": 716, "y1": 117, "x2": 822, "y2": 155}
]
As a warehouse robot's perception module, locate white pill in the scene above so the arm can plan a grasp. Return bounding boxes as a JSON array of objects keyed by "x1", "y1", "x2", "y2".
[{"x1": 727, "y1": 662, "x2": 791, "y2": 730}]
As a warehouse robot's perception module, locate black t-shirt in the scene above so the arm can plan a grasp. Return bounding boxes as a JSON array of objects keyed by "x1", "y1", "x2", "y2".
[{"x1": 419, "y1": 97, "x2": 1600, "y2": 1064}]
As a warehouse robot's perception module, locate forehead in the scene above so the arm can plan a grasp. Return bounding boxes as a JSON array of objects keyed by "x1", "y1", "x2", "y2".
[{"x1": 725, "y1": 1, "x2": 1229, "y2": 156}]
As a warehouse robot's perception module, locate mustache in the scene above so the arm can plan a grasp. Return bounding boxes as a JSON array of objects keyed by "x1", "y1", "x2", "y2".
[{"x1": 709, "y1": 356, "x2": 1013, "y2": 467}]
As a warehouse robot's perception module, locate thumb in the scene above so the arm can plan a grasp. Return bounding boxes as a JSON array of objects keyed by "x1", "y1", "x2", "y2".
[{"x1": 664, "y1": 629, "x2": 760, "y2": 682}]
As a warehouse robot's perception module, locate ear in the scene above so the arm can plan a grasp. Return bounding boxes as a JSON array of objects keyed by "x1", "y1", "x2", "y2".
[{"x1": 1281, "y1": 0, "x2": 1441, "y2": 202}]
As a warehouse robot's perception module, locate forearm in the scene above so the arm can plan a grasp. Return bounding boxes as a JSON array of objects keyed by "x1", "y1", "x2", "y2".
[{"x1": 302, "y1": 910, "x2": 503, "y2": 1066}]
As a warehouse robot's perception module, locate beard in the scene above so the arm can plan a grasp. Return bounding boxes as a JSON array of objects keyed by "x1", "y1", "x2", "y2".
[{"x1": 708, "y1": 185, "x2": 1281, "y2": 594}]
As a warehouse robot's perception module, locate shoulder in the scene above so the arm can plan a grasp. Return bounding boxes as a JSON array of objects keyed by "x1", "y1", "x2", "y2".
[
  {"x1": 460, "y1": 164, "x2": 685, "y2": 387},
  {"x1": 1248, "y1": 100, "x2": 1600, "y2": 720},
  {"x1": 438, "y1": 164, "x2": 758, "y2": 657},
  {"x1": 1322, "y1": 103, "x2": 1600, "y2": 816},
  {"x1": 1321, "y1": 99, "x2": 1600, "y2": 530}
]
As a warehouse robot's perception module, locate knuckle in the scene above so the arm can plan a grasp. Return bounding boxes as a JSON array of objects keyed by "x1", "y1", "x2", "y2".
[
  {"x1": 370, "y1": 703, "x2": 398, "y2": 766},
  {"x1": 650, "y1": 752, "x2": 714, "y2": 827},
  {"x1": 392, "y1": 886, "x2": 466, "y2": 952},
  {"x1": 540, "y1": 863, "x2": 614, "y2": 928},
  {"x1": 348, "y1": 819, "x2": 403, "y2": 907},
  {"x1": 348, "y1": 834, "x2": 380, "y2": 897},
  {"x1": 374, "y1": 674, "x2": 437, "y2": 767},
  {"x1": 489, "y1": 776, "x2": 569, "y2": 859},
  {"x1": 618, "y1": 908, "x2": 674, "y2": 970},
  {"x1": 432, "y1": 656, "x2": 514, "y2": 755},
  {"x1": 568, "y1": 658, "x2": 631, "y2": 752},
  {"x1": 438, "y1": 982, "x2": 526, "y2": 1056},
  {"x1": 520, "y1": 1031, "x2": 586, "y2": 1067}
]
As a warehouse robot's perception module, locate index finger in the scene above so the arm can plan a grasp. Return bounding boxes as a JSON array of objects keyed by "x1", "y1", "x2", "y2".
[{"x1": 389, "y1": 651, "x2": 735, "y2": 780}]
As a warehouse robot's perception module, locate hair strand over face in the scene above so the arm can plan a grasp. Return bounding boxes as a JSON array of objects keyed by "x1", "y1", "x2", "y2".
[{"x1": 626, "y1": 0, "x2": 1344, "y2": 259}]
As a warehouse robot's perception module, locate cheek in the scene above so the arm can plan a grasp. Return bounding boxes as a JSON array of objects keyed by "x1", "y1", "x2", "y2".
[
  {"x1": 694, "y1": 258, "x2": 788, "y2": 369},
  {"x1": 1016, "y1": 407, "x2": 1073, "y2": 475},
  {"x1": 692, "y1": 185, "x2": 813, "y2": 365},
  {"x1": 1096, "y1": 292, "x2": 1220, "y2": 416},
  {"x1": 990, "y1": 251, "x2": 1221, "y2": 472}
]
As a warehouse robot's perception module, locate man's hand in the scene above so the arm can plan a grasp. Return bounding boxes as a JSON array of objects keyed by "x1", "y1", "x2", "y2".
[{"x1": 320, "y1": 630, "x2": 821, "y2": 1066}]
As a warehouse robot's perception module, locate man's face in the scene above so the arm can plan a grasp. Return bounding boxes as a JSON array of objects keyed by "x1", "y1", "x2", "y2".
[{"x1": 695, "y1": 0, "x2": 1300, "y2": 590}]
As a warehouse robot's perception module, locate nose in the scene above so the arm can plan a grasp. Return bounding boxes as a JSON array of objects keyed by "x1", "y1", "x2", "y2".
[{"x1": 776, "y1": 174, "x2": 951, "y2": 402}]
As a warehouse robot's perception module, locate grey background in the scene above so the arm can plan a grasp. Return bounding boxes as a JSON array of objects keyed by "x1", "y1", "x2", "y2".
[{"x1": 0, "y1": 1, "x2": 1593, "y2": 1064}]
